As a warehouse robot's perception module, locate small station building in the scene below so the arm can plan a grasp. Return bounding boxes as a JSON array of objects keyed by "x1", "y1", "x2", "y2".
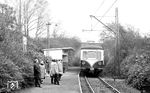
[{"x1": 43, "y1": 47, "x2": 74, "y2": 72}]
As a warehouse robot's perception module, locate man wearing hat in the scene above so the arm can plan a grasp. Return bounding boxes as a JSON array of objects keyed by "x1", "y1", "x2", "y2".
[{"x1": 33, "y1": 58, "x2": 41, "y2": 87}]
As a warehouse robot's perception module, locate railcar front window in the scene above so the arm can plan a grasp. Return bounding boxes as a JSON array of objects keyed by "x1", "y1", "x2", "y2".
[
  {"x1": 82, "y1": 50, "x2": 101, "y2": 60},
  {"x1": 87, "y1": 51, "x2": 96, "y2": 58},
  {"x1": 82, "y1": 51, "x2": 96, "y2": 59}
]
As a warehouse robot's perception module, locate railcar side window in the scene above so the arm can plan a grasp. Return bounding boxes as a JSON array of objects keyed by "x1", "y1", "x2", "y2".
[
  {"x1": 83, "y1": 51, "x2": 87, "y2": 59},
  {"x1": 97, "y1": 51, "x2": 101, "y2": 60}
]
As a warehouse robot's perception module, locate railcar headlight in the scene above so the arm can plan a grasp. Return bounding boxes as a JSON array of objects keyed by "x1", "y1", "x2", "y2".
[
  {"x1": 82, "y1": 61, "x2": 85, "y2": 65},
  {"x1": 98, "y1": 61, "x2": 102, "y2": 65}
]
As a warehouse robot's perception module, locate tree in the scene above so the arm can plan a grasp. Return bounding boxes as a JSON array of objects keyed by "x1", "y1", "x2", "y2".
[
  {"x1": 101, "y1": 23, "x2": 142, "y2": 77},
  {"x1": 35, "y1": 0, "x2": 49, "y2": 38},
  {"x1": 4, "y1": 0, "x2": 49, "y2": 38},
  {"x1": 0, "y1": 3, "x2": 46, "y2": 89}
]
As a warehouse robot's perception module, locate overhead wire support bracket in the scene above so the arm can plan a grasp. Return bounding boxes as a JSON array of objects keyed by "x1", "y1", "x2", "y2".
[{"x1": 89, "y1": 15, "x2": 116, "y2": 34}]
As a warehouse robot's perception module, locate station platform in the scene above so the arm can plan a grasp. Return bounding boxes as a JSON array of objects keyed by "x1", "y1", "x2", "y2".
[{"x1": 17, "y1": 67, "x2": 81, "y2": 93}]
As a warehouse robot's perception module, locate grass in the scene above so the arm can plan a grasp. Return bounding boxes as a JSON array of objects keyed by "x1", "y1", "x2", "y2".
[{"x1": 104, "y1": 79, "x2": 141, "y2": 93}]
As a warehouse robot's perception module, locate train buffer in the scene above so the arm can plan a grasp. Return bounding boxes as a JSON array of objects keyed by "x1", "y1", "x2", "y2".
[{"x1": 16, "y1": 67, "x2": 80, "y2": 93}]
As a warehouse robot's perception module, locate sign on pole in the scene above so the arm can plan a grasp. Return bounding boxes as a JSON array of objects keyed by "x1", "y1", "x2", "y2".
[
  {"x1": 7, "y1": 81, "x2": 18, "y2": 90},
  {"x1": 23, "y1": 36, "x2": 27, "y2": 45},
  {"x1": 23, "y1": 36, "x2": 27, "y2": 52}
]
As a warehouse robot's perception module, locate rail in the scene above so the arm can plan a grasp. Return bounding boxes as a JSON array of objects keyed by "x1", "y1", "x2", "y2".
[
  {"x1": 78, "y1": 72, "x2": 83, "y2": 93},
  {"x1": 98, "y1": 77, "x2": 121, "y2": 93},
  {"x1": 84, "y1": 76, "x2": 95, "y2": 93}
]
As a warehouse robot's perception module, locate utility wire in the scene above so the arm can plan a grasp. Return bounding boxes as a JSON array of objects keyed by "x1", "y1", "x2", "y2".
[
  {"x1": 92, "y1": 0, "x2": 118, "y2": 29},
  {"x1": 93, "y1": 0, "x2": 105, "y2": 15},
  {"x1": 91, "y1": 0, "x2": 105, "y2": 30},
  {"x1": 100, "y1": 0, "x2": 118, "y2": 20}
]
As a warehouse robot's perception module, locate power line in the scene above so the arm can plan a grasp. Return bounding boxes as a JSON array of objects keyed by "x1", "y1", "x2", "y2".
[
  {"x1": 91, "y1": 0, "x2": 105, "y2": 30},
  {"x1": 91, "y1": 0, "x2": 106, "y2": 30},
  {"x1": 92, "y1": 0, "x2": 118, "y2": 29},
  {"x1": 93, "y1": 0, "x2": 105, "y2": 15},
  {"x1": 100, "y1": 0, "x2": 118, "y2": 20}
]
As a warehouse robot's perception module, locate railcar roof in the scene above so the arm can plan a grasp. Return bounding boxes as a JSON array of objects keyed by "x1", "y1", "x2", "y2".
[
  {"x1": 81, "y1": 46, "x2": 102, "y2": 49},
  {"x1": 81, "y1": 42, "x2": 103, "y2": 49}
]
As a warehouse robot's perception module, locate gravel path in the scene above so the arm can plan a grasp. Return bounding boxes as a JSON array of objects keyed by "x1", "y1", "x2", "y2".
[{"x1": 17, "y1": 67, "x2": 80, "y2": 93}]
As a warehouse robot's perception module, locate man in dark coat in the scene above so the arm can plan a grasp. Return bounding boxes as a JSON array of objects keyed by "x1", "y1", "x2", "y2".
[{"x1": 34, "y1": 58, "x2": 41, "y2": 87}]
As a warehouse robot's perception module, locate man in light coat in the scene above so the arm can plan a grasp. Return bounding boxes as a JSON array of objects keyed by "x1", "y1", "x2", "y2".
[
  {"x1": 57, "y1": 60, "x2": 63, "y2": 81},
  {"x1": 50, "y1": 59, "x2": 59, "y2": 85},
  {"x1": 39, "y1": 61, "x2": 45, "y2": 84}
]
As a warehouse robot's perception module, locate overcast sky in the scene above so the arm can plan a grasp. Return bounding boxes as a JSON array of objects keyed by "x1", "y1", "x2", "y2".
[
  {"x1": 48, "y1": 0, "x2": 150, "y2": 42},
  {"x1": 1, "y1": 0, "x2": 150, "y2": 42}
]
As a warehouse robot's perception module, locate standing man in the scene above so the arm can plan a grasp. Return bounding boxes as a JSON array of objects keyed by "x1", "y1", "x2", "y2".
[
  {"x1": 57, "y1": 60, "x2": 63, "y2": 81},
  {"x1": 39, "y1": 60, "x2": 45, "y2": 84},
  {"x1": 50, "y1": 59, "x2": 59, "y2": 85},
  {"x1": 33, "y1": 58, "x2": 41, "y2": 87}
]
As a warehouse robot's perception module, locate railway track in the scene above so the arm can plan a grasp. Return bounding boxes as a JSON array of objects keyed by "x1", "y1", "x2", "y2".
[{"x1": 79, "y1": 72, "x2": 121, "y2": 93}]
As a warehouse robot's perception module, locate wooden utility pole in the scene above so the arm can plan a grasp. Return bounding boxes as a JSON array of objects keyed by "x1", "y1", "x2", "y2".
[
  {"x1": 87, "y1": 8, "x2": 120, "y2": 79},
  {"x1": 19, "y1": 0, "x2": 21, "y2": 32},
  {"x1": 19, "y1": 0, "x2": 27, "y2": 52},
  {"x1": 115, "y1": 7, "x2": 120, "y2": 77},
  {"x1": 46, "y1": 22, "x2": 51, "y2": 49}
]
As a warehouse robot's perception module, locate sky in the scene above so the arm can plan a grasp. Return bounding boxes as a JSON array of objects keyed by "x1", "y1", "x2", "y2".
[
  {"x1": 0, "y1": 0, "x2": 150, "y2": 43},
  {"x1": 47, "y1": 0, "x2": 150, "y2": 42}
]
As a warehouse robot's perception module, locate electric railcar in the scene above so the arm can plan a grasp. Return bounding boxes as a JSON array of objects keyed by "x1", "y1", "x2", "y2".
[{"x1": 80, "y1": 44, "x2": 104, "y2": 76}]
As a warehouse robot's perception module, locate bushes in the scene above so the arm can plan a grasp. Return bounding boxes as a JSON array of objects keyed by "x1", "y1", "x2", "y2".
[
  {"x1": 0, "y1": 56, "x2": 23, "y2": 88},
  {"x1": 72, "y1": 56, "x2": 80, "y2": 66},
  {"x1": 121, "y1": 51, "x2": 150, "y2": 90},
  {"x1": 103, "y1": 56, "x2": 115, "y2": 77},
  {"x1": 0, "y1": 3, "x2": 47, "y2": 90},
  {"x1": 0, "y1": 43, "x2": 46, "y2": 89}
]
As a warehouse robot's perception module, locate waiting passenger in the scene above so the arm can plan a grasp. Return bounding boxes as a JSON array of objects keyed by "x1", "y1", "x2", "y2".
[
  {"x1": 33, "y1": 58, "x2": 41, "y2": 87},
  {"x1": 50, "y1": 59, "x2": 59, "y2": 85},
  {"x1": 57, "y1": 60, "x2": 63, "y2": 81},
  {"x1": 39, "y1": 60, "x2": 45, "y2": 84}
]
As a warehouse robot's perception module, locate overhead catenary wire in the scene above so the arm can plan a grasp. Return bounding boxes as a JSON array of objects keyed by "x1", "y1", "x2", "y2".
[
  {"x1": 100, "y1": 0, "x2": 118, "y2": 20},
  {"x1": 90, "y1": 0, "x2": 105, "y2": 31},
  {"x1": 93, "y1": 0, "x2": 105, "y2": 15},
  {"x1": 92, "y1": 0, "x2": 118, "y2": 30}
]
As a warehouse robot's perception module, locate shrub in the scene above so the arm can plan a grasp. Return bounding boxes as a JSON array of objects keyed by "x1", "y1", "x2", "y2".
[
  {"x1": 72, "y1": 56, "x2": 80, "y2": 66},
  {"x1": 0, "y1": 57, "x2": 23, "y2": 88},
  {"x1": 121, "y1": 51, "x2": 150, "y2": 90}
]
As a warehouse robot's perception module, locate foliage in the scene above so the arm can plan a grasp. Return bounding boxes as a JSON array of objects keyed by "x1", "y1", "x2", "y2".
[
  {"x1": 102, "y1": 23, "x2": 150, "y2": 90},
  {"x1": 121, "y1": 50, "x2": 150, "y2": 89},
  {"x1": 71, "y1": 56, "x2": 80, "y2": 66},
  {"x1": 0, "y1": 56, "x2": 23, "y2": 88},
  {"x1": 103, "y1": 56, "x2": 115, "y2": 76},
  {"x1": 37, "y1": 37, "x2": 81, "y2": 50},
  {"x1": 101, "y1": 23, "x2": 143, "y2": 76},
  {"x1": 0, "y1": 4, "x2": 46, "y2": 89}
]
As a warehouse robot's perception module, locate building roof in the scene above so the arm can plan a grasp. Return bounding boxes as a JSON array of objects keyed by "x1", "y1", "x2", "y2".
[{"x1": 43, "y1": 47, "x2": 74, "y2": 51}]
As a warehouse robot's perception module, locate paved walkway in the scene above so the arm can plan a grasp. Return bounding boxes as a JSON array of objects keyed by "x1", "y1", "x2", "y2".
[{"x1": 17, "y1": 67, "x2": 80, "y2": 93}]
